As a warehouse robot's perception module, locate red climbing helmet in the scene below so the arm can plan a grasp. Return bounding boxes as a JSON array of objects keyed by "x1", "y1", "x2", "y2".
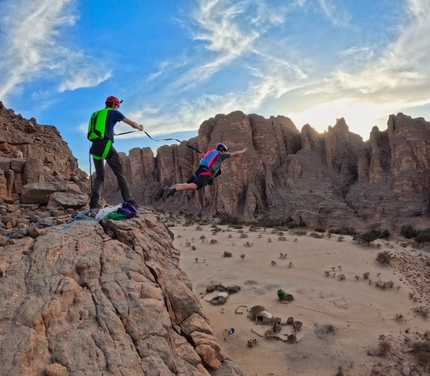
[{"x1": 105, "y1": 96, "x2": 123, "y2": 107}]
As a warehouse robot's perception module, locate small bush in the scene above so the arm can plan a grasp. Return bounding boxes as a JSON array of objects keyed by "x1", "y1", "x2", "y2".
[
  {"x1": 412, "y1": 342, "x2": 430, "y2": 367},
  {"x1": 310, "y1": 232, "x2": 324, "y2": 239},
  {"x1": 363, "y1": 272, "x2": 370, "y2": 279},
  {"x1": 292, "y1": 230, "x2": 307, "y2": 236},
  {"x1": 414, "y1": 306, "x2": 429, "y2": 318},
  {"x1": 240, "y1": 253, "x2": 246, "y2": 260},
  {"x1": 271, "y1": 260, "x2": 277, "y2": 266},
  {"x1": 401, "y1": 224, "x2": 419, "y2": 239},
  {"x1": 329, "y1": 228, "x2": 356, "y2": 236},
  {"x1": 314, "y1": 228, "x2": 326, "y2": 233},
  {"x1": 240, "y1": 233, "x2": 248, "y2": 238},
  {"x1": 223, "y1": 251, "x2": 232, "y2": 257},
  {"x1": 376, "y1": 251, "x2": 392, "y2": 265},
  {"x1": 277, "y1": 289, "x2": 294, "y2": 302},
  {"x1": 191, "y1": 246, "x2": 196, "y2": 250},
  {"x1": 394, "y1": 313, "x2": 404, "y2": 321},
  {"x1": 378, "y1": 340, "x2": 391, "y2": 355},
  {"x1": 210, "y1": 239, "x2": 218, "y2": 244}
]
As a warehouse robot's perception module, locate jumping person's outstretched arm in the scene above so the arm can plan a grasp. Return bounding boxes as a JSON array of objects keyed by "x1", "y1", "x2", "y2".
[
  {"x1": 230, "y1": 147, "x2": 248, "y2": 157},
  {"x1": 123, "y1": 118, "x2": 144, "y2": 131}
]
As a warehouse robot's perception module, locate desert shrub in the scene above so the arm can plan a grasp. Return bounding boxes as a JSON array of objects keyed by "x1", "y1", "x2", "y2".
[
  {"x1": 338, "y1": 274, "x2": 346, "y2": 281},
  {"x1": 360, "y1": 231, "x2": 380, "y2": 245},
  {"x1": 324, "y1": 271, "x2": 330, "y2": 276},
  {"x1": 271, "y1": 261, "x2": 277, "y2": 266},
  {"x1": 381, "y1": 229, "x2": 391, "y2": 239},
  {"x1": 210, "y1": 239, "x2": 218, "y2": 244},
  {"x1": 288, "y1": 222, "x2": 299, "y2": 229},
  {"x1": 363, "y1": 272, "x2": 370, "y2": 279},
  {"x1": 310, "y1": 232, "x2": 324, "y2": 239},
  {"x1": 292, "y1": 230, "x2": 307, "y2": 236},
  {"x1": 394, "y1": 313, "x2": 404, "y2": 321},
  {"x1": 200, "y1": 235, "x2": 206, "y2": 240},
  {"x1": 278, "y1": 236, "x2": 287, "y2": 241},
  {"x1": 229, "y1": 224, "x2": 243, "y2": 230},
  {"x1": 414, "y1": 306, "x2": 429, "y2": 318},
  {"x1": 314, "y1": 228, "x2": 326, "y2": 233},
  {"x1": 191, "y1": 246, "x2": 196, "y2": 250},
  {"x1": 240, "y1": 233, "x2": 248, "y2": 238},
  {"x1": 401, "y1": 224, "x2": 419, "y2": 239},
  {"x1": 195, "y1": 226, "x2": 203, "y2": 231},
  {"x1": 240, "y1": 253, "x2": 245, "y2": 260},
  {"x1": 355, "y1": 275, "x2": 360, "y2": 281},
  {"x1": 415, "y1": 231, "x2": 430, "y2": 244},
  {"x1": 277, "y1": 289, "x2": 294, "y2": 302},
  {"x1": 376, "y1": 251, "x2": 392, "y2": 265},
  {"x1": 329, "y1": 228, "x2": 357, "y2": 236},
  {"x1": 223, "y1": 251, "x2": 232, "y2": 257},
  {"x1": 378, "y1": 340, "x2": 391, "y2": 355},
  {"x1": 411, "y1": 342, "x2": 430, "y2": 367},
  {"x1": 274, "y1": 226, "x2": 290, "y2": 232}
]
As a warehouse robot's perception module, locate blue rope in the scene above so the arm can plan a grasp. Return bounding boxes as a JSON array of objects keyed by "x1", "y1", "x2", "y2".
[{"x1": 5, "y1": 210, "x2": 95, "y2": 239}]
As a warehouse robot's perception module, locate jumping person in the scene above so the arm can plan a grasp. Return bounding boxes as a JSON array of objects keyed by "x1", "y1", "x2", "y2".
[
  {"x1": 156, "y1": 143, "x2": 248, "y2": 200},
  {"x1": 87, "y1": 96, "x2": 143, "y2": 209}
]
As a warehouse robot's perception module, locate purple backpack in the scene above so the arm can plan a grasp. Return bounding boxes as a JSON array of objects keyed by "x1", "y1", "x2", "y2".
[{"x1": 117, "y1": 202, "x2": 137, "y2": 218}]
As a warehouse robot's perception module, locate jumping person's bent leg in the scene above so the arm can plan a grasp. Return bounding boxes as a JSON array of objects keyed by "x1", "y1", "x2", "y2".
[
  {"x1": 90, "y1": 158, "x2": 105, "y2": 208},
  {"x1": 105, "y1": 147, "x2": 133, "y2": 202}
]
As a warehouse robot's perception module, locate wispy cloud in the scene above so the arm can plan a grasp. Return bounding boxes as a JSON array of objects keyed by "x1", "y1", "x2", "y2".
[
  {"x1": 0, "y1": 0, "x2": 111, "y2": 100},
  {"x1": 166, "y1": 0, "x2": 259, "y2": 90},
  {"x1": 316, "y1": 0, "x2": 352, "y2": 27}
]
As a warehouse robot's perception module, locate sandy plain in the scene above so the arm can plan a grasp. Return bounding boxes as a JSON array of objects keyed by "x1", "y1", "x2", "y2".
[{"x1": 170, "y1": 222, "x2": 430, "y2": 376}]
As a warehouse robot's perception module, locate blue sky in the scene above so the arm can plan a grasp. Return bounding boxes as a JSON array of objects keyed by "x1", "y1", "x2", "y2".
[{"x1": 1, "y1": 0, "x2": 430, "y2": 173}]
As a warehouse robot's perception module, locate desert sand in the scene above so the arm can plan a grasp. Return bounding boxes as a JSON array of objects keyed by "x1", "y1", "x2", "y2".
[{"x1": 170, "y1": 222, "x2": 430, "y2": 376}]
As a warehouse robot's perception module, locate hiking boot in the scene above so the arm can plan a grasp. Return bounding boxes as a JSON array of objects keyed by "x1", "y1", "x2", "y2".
[
  {"x1": 126, "y1": 199, "x2": 138, "y2": 208},
  {"x1": 154, "y1": 187, "x2": 166, "y2": 201}
]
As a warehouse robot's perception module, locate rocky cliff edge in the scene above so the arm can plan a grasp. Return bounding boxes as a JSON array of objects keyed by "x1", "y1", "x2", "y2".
[{"x1": 0, "y1": 207, "x2": 244, "y2": 376}]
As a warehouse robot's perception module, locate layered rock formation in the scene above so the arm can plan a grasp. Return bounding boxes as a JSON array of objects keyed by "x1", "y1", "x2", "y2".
[
  {"x1": 0, "y1": 101, "x2": 88, "y2": 200},
  {"x1": 101, "y1": 111, "x2": 430, "y2": 231},
  {"x1": 0, "y1": 207, "x2": 244, "y2": 376},
  {"x1": 2, "y1": 99, "x2": 430, "y2": 231}
]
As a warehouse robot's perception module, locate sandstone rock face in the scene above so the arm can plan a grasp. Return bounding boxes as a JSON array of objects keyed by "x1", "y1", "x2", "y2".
[
  {"x1": 99, "y1": 112, "x2": 430, "y2": 231},
  {"x1": 0, "y1": 208, "x2": 243, "y2": 376},
  {"x1": 0, "y1": 102, "x2": 89, "y2": 199}
]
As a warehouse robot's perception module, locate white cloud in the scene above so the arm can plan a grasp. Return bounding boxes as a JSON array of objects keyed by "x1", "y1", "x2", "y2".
[
  {"x1": 316, "y1": 0, "x2": 352, "y2": 27},
  {"x1": 0, "y1": 0, "x2": 110, "y2": 100}
]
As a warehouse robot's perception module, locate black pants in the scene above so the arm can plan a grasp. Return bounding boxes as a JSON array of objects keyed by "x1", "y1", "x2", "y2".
[{"x1": 90, "y1": 146, "x2": 132, "y2": 208}]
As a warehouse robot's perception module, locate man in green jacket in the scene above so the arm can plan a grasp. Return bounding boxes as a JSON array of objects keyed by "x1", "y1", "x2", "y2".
[{"x1": 87, "y1": 96, "x2": 143, "y2": 209}]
